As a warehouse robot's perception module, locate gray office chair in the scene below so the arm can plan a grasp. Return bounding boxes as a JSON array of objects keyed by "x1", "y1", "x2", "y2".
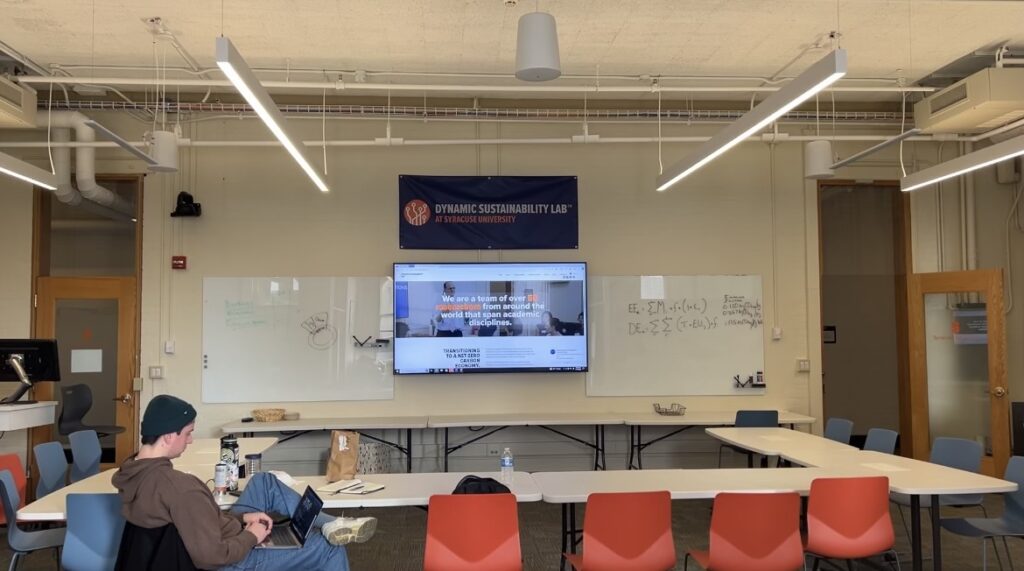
[
  {"x1": 941, "y1": 455, "x2": 1024, "y2": 570},
  {"x1": 58, "y1": 384, "x2": 126, "y2": 438},
  {"x1": 891, "y1": 437, "x2": 986, "y2": 544},
  {"x1": 69, "y1": 430, "x2": 102, "y2": 483},
  {"x1": 823, "y1": 417, "x2": 854, "y2": 444},
  {"x1": 33, "y1": 441, "x2": 68, "y2": 498},
  {"x1": 0, "y1": 469, "x2": 66, "y2": 571},
  {"x1": 717, "y1": 410, "x2": 779, "y2": 468},
  {"x1": 863, "y1": 428, "x2": 899, "y2": 454}
]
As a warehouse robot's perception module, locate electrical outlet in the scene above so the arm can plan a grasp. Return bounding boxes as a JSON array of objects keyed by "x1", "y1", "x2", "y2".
[
  {"x1": 486, "y1": 444, "x2": 502, "y2": 456},
  {"x1": 797, "y1": 359, "x2": 811, "y2": 372},
  {"x1": 149, "y1": 365, "x2": 164, "y2": 379}
]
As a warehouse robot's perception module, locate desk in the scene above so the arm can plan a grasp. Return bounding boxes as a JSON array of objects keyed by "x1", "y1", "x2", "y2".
[
  {"x1": 19, "y1": 437, "x2": 278, "y2": 521},
  {"x1": 291, "y1": 471, "x2": 540, "y2": 508},
  {"x1": 0, "y1": 401, "x2": 57, "y2": 431},
  {"x1": 427, "y1": 413, "x2": 624, "y2": 471},
  {"x1": 622, "y1": 410, "x2": 816, "y2": 469},
  {"x1": 705, "y1": 427, "x2": 1016, "y2": 571},
  {"x1": 222, "y1": 417, "x2": 429, "y2": 473}
]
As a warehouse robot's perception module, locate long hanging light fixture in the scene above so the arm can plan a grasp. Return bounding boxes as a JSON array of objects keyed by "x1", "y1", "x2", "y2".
[
  {"x1": 0, "y1": 151, "x2": 57, "y2": 190},
  {"x1": 901, "y1": 133, "x2": 1024, "y2": 192},
  {"x1": 215, "y1": 36, "x2": 329, "y2": 192},
  {"x1": 656, "y1": 48, "x2": 848, "y2": 192}
]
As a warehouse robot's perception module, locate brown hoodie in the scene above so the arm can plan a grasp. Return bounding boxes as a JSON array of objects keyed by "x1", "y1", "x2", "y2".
[{"x1": 112, "y1": 456, "x2": 259, "y2": 570}]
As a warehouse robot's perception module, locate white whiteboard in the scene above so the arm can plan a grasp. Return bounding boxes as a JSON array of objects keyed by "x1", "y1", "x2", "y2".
[
  {"x1": 202, "y1": 277, "x2": 394, "y2": 403},
  {"x1": 586, "y1": 275, "x2": 766, "y2": 396}
]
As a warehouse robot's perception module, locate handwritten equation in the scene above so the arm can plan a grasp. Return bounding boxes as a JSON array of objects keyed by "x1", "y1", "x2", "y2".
[{"x1": 626, "y1": 294, "x2": 763, "y2": 336}]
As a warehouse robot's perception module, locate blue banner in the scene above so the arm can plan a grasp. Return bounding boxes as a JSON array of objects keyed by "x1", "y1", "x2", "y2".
[{"x1": 399, "y1": 175, "x2": 578, "y2": 250}]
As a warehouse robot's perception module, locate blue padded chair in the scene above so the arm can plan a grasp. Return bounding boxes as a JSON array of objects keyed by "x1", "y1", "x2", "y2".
[
  {"x1": 33, "y1": 441, "x2": 68, "y2": 498},
  {"x1": 823, "y1": 417, "x2": 854, "y2": 444},
  {"x1": 69, "y1": 430, "x2": 102, "y2": 483},
  {"x1": 863, "y1": 428, "x2": 899, "y2": 454},
  {"x1": 717, "y1": 410, "x2": 779, "y2": 468},
  {"x1": 941, "y1": 456, "x2": 1024, "y2": 570},
  {"x1": 62, "y1": 493, "x2": 125, "y2": 571},
  {"x1": 0, "y1": 469, "x2": 66, "y2": 571},
  {"x1": 892, "y1": 437, "x2": 986, "y2": 544}
]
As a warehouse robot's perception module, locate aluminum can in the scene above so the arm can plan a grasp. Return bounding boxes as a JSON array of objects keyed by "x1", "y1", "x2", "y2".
[{"x1": 214, "y1": 463, "x2": 228, "y2": 494}]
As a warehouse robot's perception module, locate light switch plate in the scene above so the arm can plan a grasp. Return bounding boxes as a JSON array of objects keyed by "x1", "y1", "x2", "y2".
[
  {"x1": 149, "y1": 365, "x2": 164, "y2": 379},
  {"x1": 797, "y1": 359, "x2": 811, "y2": 372}
]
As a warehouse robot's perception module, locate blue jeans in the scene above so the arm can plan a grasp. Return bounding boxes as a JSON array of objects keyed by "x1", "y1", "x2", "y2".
[{"x1": 222, "y1": 473, "x2": 349, "y2": 571}]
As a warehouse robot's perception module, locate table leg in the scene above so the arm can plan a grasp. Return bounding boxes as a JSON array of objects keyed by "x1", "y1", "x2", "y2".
[
  {"x1": 443, "y1": 428, "x2": 449, "y2": 472},
  {"x1": 911, "y1": 495, "x2": 922, "y2": 571},
  {"x1": 560, "y1": 504, "x2": 568, "y2": 570},
  {"x1": 406, "y1": 428, "x2": 412, "y2": 473},
  {"x1": 637, "y1": 426, "x2": 643, "y2": 470},
  {"x1": 627, "y1": 426, "x2": 636, "y2": 470},
  {"x1": 598, "y1": 426, "x2": 606, "y2": 470},
  {"x1": 931, "y1": 494, "x2": 942, "y2": 570}
]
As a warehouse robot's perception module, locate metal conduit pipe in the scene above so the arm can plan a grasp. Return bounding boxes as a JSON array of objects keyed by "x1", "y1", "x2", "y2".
[
  {"x1": 35, "y1": 111, "x2": 134, "y2": 215},
  {"x1": 50, "y1": 127, "x2": 83, "y2": 207},
  {"x1": 0, "y1": 134, "x2": 948, "y2": 150},
  {"x1": 17, "y1": 75, "x2": 937, "y2": 94}
]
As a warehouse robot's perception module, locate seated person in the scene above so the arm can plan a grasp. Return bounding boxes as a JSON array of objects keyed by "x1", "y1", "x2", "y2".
[
  {"x1": 535, "y1": 311, "x2": 562, "y2": 336},
  {"x1": 113, "y1": 395, "x2": 376, "y2": 571}
]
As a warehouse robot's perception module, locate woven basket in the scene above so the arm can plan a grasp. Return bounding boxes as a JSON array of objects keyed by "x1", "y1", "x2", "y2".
[{"x1": 252, "y1": 408, "x2": 286, "y2": 422}]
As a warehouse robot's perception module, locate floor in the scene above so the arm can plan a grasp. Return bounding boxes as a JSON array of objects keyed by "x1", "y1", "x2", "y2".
[{"x1": 7, "y1": 496, "x2": 1017, "y2": 570}]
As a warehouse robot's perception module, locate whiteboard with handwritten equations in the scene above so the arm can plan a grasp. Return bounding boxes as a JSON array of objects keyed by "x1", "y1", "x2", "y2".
[
  {"x1": 202, "y1": 277, "x2": 395, "y2": 403},
  {"x1": 586, "y1": 275, "x2": 765, "y2": 396}
]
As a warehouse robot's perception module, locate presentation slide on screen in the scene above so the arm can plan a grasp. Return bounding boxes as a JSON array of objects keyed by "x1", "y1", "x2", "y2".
[{"x1": 393, "y1": 263, "x2": 588, "y2": 374}]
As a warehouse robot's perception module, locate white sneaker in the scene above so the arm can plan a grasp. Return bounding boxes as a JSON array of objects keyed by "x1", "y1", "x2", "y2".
[{"x1": 322, "y1": 516, "x2": 377, "y2": 546}]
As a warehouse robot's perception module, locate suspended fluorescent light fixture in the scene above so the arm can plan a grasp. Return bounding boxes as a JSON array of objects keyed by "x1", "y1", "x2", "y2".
[
  {"x1": 215, "y1": 36, "x2": 329, "y2": 192},
  {"x1": 901, "y1": 133, "x2": 1024, "y2": 192},
  {"x1": 656, "y1": 49, "x2": 847, "y2": 191},
  {"x1": 0, "y1": 151, "x2": 57, "y2": 190}
]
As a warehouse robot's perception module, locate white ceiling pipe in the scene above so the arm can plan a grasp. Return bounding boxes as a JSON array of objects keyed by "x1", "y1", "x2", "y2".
[
  {"x1": 51, "y1": 127, "x2": 82, "y2": 206},
  {"x1": 16, "y1": 75, "x2": 936, "y2": 94},
  {"x1": 0, "y1": 133, "x2": 946, "y2": 150},
  {"x1": 35, "y1": 111, "x2": 134, "y2": 216}
]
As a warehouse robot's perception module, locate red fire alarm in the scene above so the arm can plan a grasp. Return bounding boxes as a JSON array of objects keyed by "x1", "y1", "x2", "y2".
[{"x1": 171, "y1": 256, "x2": 187, "y2": 270}]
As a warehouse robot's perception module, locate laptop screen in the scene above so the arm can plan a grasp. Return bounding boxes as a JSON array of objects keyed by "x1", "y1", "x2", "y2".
[{"x1": 289, "y1": 486, "x2": 323, "y2": 542}]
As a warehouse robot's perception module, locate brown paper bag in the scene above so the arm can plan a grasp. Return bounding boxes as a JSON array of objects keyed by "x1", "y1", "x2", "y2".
[{"x1": 326, "y1": 430, "x2": 360, "y2": 482}]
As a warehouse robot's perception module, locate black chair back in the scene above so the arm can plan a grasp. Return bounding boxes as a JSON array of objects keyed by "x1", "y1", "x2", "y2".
[
  {"x1": 115, "y1": 522, "x2": 198, "y2": 571},
  {"x1": 58, "y1": 384, "x2": 93, "y2": 436}
]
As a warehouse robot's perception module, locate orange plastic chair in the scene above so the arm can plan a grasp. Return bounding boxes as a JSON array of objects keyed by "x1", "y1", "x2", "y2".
[
  {"x1": 0, "y1": 454, "x2": 26, "y2": 525},
  {"x1": 805, "y1": 476, "x2": 897, "y2": 567},
  {"x1": 564, "y1": 491, "x2": 675, "y2": 571},
  {"x1": 685, "y1": 491, "x2": 804, "y2": 571},
  {"x1": 424, "y1": 493, "x2": 522, "y2": 571}
]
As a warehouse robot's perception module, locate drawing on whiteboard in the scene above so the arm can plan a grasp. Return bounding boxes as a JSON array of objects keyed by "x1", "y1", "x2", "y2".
[
  {"x1": 225, "y1": 301, "x2": 267, "y2": 329},
  {"x1": 301, "y1": 312, "x2": 338, "y2": 350}
]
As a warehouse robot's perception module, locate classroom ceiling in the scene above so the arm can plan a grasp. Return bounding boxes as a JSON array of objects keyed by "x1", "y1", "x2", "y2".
[{"x1": 2, "y1": 0, "x2": 1024, "y2": 102}]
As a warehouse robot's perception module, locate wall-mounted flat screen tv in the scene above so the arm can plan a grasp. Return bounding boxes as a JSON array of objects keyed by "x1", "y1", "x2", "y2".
[{"x1": 393, "y1": 262, "x2": 588, "y2": 374}]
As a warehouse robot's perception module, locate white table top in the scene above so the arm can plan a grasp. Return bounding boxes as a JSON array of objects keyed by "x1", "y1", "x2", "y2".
[
  {"x1": 222, "y1": 416, "x2": 430, "y2": 433},
  {"x1": 19, "y1": 469, "x2": 540, "y2": 520},
  {"x1": 623, "y1": 410, "x2": 815, "y2": 426},
  {"x1": 427, "y1": 412, "x2": 627, "y2": 427},
  {"x1": 705, "y1": 427, "x2": 1017, "y2": 496},
  {"x1": 289, "y1": 471, "x2": 541, "y2": 508},
  {"x1": 533, "y1": 467, "x2": 834, "y2": 503},
  {"x1": 178, "y1": 437, "x2": 279, "y2": 463}
]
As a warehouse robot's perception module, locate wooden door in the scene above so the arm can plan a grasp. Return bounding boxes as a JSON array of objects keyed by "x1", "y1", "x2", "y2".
[{"x1": 906, "y1": 269, "x2": 1008, "y2": 476}]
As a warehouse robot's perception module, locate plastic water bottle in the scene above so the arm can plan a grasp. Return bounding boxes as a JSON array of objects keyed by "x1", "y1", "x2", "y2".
[{"x1": 500, "y1": 448, "x2": 514, "y2": 483}]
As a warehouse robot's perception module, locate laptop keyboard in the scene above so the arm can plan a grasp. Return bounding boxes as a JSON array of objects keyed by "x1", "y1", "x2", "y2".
[{"x1": 267, "y1": 525, "x2": 296, "y2": 546}]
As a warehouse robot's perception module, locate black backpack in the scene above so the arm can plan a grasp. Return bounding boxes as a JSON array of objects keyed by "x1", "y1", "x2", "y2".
[{"x1": 452, "y1": 475, "x2": 511, "y2": 494}]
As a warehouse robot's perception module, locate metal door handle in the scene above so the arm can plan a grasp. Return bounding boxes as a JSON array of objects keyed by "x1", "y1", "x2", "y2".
[
  {"x1": 113, "y1": 392, "x2": 133, "y2": 404},
  {"x1": 993, "y1": 386, "x2": 1008, "y2": 398}
]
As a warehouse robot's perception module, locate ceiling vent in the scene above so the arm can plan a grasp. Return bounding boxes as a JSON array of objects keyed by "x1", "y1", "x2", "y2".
[
  {"x1": 915, "y1": 68, "x2": 1024, "y2": 134},
  {"x1": 0, "y1": 76, "x2": 37, "y2": 128}
]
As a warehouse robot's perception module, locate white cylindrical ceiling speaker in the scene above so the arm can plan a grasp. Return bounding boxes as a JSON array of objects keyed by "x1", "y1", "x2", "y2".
[
  {"x1": 148, "y1": 130, "x2": 179, "y2": 173},
  {"x1": 515, "y1": 12, "x2": 561, "y2": 81},
  {"x1": 804, "y1": 140, "x2": 835, "y2": 179}
]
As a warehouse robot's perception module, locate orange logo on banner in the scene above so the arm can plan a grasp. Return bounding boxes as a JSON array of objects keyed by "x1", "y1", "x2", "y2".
[{"x1": 403, "y1": 199, "x2": 431, "y2": 226}]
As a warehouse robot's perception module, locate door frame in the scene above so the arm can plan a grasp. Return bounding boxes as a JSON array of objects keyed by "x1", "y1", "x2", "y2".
[{"x1": 906, "y1": 268, "x2": 1008, "y2": 476}]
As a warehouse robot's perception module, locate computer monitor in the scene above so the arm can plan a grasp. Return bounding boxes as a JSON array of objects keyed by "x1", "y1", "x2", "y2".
[{"x1": 0, "y1": 339, "x2": 60, "y2": 405}]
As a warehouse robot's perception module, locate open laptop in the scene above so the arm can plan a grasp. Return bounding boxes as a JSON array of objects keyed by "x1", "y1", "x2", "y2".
[{"x1": 255, "y1": 486, "x2": 323, "y2": 549}]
